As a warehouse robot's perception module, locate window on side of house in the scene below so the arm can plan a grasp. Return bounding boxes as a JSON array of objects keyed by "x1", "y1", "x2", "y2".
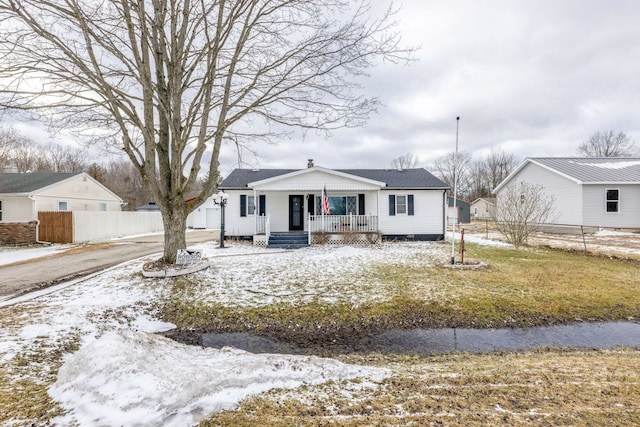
[
  {"x1": 396, "y1": 195, "x2": 407, "y2": 215},
  {"x1": 240, "y1": 195, "x2": 255, "y2": 217},
  {"x1": 606, "y1": 189, "x2": 619, "y2": 213},
  {"x1": 99, "y1": 203, "x2": 107, "y2": 211},
  {"x1": 247, "y1": 195, "x2": 255, "y2": 215},
  {"x1": 58, "y1": 201, "x2": 68, "y2": 211},
  {"x1": 389, "y1": 194, "x2": 414, "y2": 216}
]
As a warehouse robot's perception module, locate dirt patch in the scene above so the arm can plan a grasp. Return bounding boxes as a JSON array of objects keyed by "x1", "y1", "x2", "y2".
[{"x1": 462, "y1": 221, "x2": 640, "y2": 261}]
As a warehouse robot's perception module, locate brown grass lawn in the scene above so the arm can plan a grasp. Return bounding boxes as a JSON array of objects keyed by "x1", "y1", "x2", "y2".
[
  {"x1": 204, "y1": 349, "x2": 640, "y2": 426},
  {"x1": 1, "y1": 241, "x2": 639, "y2": 425}
]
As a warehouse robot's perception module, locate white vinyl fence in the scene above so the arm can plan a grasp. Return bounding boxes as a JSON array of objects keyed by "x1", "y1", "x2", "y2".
[{"x1": 73, "y1": 211, "x2": 164, "y2": 242}]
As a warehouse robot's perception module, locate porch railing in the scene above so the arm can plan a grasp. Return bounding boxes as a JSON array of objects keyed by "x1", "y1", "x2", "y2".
[
  {"x1": 308, "y1": 214, "x2": 378, "y2": 233},
  {"x1": 256, "y1": 214, "x2": 270, "y2": 236}
]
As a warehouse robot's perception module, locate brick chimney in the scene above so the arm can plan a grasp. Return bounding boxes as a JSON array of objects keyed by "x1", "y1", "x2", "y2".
[{"x1": 307, "y1": 159, "x2": 314, "y2": 168}]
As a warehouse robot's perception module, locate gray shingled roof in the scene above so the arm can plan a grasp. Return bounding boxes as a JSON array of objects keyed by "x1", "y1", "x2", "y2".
[
  {"x1": 530, "y1": 158, "x2": 640, "y2": 183},
  {"x1": 0, "y1": 173, "x2": 81, "y2": 193},
  {"x1": 220, "y1": 168, "x2": 449, "y2": 190}
]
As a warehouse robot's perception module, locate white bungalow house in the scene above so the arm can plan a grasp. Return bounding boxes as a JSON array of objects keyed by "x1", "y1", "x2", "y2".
[
  {"x1": 0, "y1": 172, "x2": 123, "y2": 244},
  {"x1": 211, "y1": 162, "x2": 449, "y2": 247},
  {"x1": 493, "y1": 157, "x2": 640, "y2": 229}
]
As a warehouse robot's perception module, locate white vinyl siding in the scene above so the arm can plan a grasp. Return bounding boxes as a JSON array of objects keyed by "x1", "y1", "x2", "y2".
[
  {"x1": 379, "y1": 190, "x2": 444, "y2": 235},
  {"x1": 583, "y1": 184, "x2": 640, "y2": 228},
  {"x1": 31, "y1": 174, "x2": 122, "y2": 213},
  {"x1": 0, "y1": 196, "x2": 35, "y2": 222},
  {"x1": 500, "y1": 162, "x2": 582, "y2": 225}
]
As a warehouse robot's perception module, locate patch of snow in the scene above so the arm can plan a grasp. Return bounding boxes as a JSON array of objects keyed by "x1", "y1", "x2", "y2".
[
  {"x1": 0, "y1": 244, "x2": 71, "y2": 266},
  {"x1": 447, "y1": 231, "x2": 511, "y2": 247},
  {"x1": 595, "y1": 229, "x2": 637, "y2": 237},
  {"x1": 571, "y1": 160, "x2": 640, "y2": 169},
  {"x1": 49, "y1": 330, "x2": 389, "y2": 427}
]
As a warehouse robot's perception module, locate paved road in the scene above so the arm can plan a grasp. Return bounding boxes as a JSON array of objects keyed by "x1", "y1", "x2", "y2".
[{"x1": 0, "y1": 230, "x2": 218, "y2": 299}]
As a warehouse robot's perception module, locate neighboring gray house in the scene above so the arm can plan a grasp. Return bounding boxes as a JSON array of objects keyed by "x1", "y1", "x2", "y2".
[
  {"x1": 214, "y1": 163, "x2": 449, "y2": 246},
  {"x1": 471, "y1": 197, "x2": 496, "y2": 220},
  {"x1": 493, "y1": 157, "x2": 640, "y2": 229}
]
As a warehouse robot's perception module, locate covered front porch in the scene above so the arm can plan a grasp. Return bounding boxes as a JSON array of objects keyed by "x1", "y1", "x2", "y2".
[{"x1": 254, "y1": 213, "x2": 381, "y2": 247}]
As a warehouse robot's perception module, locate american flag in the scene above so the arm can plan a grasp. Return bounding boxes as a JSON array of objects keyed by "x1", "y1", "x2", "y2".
[{"x1": 322, "y1": 186, "x2": 330, "y2": 214}]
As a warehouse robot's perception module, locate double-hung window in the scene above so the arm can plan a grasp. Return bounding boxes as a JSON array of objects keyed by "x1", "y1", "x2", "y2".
[
  {"x1": 389, "y1": 194, "x2": 414, "y2": 216},
  {"x1": 606, "y1": 189, "x2": 619, "y2": 213},
  {"x1": 240, "y1": 195, "x2": 255, "y2": 217}
]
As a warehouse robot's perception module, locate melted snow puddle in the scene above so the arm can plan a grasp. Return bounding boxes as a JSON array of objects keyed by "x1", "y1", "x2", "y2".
[{"x1": 200, "y1": 321, "x2": 640, "y2": 355}]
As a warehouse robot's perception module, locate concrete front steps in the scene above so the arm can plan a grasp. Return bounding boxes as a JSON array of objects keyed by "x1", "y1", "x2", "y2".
[{"x1": 267, "y1": 232, "x2": 308, "y2": 249}]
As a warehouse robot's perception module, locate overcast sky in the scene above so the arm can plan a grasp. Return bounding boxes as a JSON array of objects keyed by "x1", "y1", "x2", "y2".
[
  {"x1": 5, "y1": 0, "x2": 640, "y2": 176},
  {"x1": 216, "y1": 0, "x2": 640, "y2": 174}
]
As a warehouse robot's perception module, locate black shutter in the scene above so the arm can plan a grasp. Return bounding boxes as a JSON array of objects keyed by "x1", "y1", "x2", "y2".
[
  {"x1": 259, "y1": 195, "x2": 266, "y2": 216},
  {"x1": 389, "y1": 195, "x2": 396, "y2": 216},
  {"x1": 408, "y1": 194, "x2": 414, "y2": 216},
  {"x1": 358, "y1": 194, "x2": 365, "y2": 215},
  {"x1": 308, "y1": 194, "x2": 315, "y2": 215},
  {"x1": 240, "y1": 195, "x2": 246, "y2": 217}
]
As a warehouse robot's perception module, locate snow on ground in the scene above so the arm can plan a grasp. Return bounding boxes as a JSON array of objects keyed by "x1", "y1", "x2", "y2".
[
  {"x1": 2, "y1": 239, "x2": 472, "y2": 426},
  {"x1": 49, "y1": 330, "x2": 388, "y2": 427},
  {"x1": 0, "y1": 244, "x2": 71, "y2": 266}
]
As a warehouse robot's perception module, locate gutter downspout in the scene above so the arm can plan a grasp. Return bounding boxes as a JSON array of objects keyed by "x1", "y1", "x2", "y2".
[
  {"x1": 442, "y1": 190, "x2": 447, "y2": 240},
  {"x1": 28, "y1": 194, "x2": 50, "y2": 244}
]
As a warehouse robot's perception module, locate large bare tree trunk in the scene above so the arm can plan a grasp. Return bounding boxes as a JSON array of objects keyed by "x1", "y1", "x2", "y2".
[{"x1": 161, "y1": 204, "x2": 187, "y2": 264}]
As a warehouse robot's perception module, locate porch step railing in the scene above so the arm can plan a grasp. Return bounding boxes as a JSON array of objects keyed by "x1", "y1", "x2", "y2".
[
  {"x1": 256, "y1": 214, "x2": 270, "y2": 238},
  {"x1": 308, "y1": 214, "x2": 378, "y2": 233}
]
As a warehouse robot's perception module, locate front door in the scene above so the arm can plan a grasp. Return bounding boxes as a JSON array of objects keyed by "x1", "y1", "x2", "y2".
[{"x1": 289, "y1": 195, "x2": 304, "y2": 231}]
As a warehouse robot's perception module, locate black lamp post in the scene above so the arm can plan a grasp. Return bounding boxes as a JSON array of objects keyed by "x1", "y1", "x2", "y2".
[{"x1": 213, "y1": 190, "x2": 228, "y2": 248}]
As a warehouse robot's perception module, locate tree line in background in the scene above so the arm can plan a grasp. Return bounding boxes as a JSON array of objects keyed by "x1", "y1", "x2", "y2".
[
  {"x1": 393, "y1": 130, "x2": 637, "y2": 203},
  {"x1": 0, "y1": 126, "x2": 149, "y2": 210},
  {"x1": 2, "y1": 125, "x2": 636, "y2": 209}
]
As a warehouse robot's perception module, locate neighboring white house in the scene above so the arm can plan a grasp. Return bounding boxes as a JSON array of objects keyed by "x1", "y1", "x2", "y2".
[
  {"x1": 493, "y1": 157, "x2": 640, "y2": 229},
  {"x1": 0, "y1": 172, "x2": 124, "y2": 244},
  {"x1": 471, "y1": 197, "x2": 496, "y2": 220},
  {"x1": 210, "y1": 163, "x2": 449, "y2": 246},
  {"x1": 0, "y1": 172, "x2": 123, "y2": 222}
]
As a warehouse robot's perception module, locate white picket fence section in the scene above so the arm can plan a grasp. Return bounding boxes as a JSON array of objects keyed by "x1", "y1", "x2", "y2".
[{"x1": 73, "y1": 211, "x2": 164, "y2": 242}]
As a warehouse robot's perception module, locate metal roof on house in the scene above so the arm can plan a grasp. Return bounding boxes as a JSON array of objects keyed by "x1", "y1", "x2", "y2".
[
  {"x1": 0, "y1": 172, "x2": 81, "y2": 193},
  {"x1": 529, "y1": 157, "x2": 640, "y2": 183},
  {"x1": 220, "y1": 168, "x2": 449, "y2": 190}
]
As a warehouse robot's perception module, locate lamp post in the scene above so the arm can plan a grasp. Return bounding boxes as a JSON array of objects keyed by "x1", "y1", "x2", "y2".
[{"x1": 212, "y1": 190, "x2": 228, "y2": 248}]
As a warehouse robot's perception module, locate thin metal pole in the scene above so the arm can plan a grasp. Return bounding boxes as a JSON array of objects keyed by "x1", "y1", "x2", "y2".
[
  {"x1": 451, "y1": 116, "x2": 460, "y2": 265},
  {"x1": 220, "y1": 201, "x2": 226, "y2": 248}
]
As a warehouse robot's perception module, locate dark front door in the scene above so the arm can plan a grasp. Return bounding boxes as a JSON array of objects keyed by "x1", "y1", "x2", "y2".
[{"x1": 289, "y1": 195, "x2": 304, "y2": 231}]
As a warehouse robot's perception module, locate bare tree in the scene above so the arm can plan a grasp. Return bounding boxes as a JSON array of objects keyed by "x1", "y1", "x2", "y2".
[
  {"x1": 0, "y1": 126, "x2": 32, "y2": 169},
  {"x1": 0, "y1": 0, "x2": 409, "y2": 263},
  {"x1": 577, "y1": 131, "x2": 636, "y2": 157},
  {"x1": 430, "y1": 151, "x2": 472, "y2": 199},
  {"x1": 493, "y1": 181, "x2": 556, "y2": 248},
  {"x1": 390, "y1": 153, "x2": 419, "y2": 170},
  {"x1": 102, "y1": 159, "x2": 148, "y2": 211},
  {"x1": 484, "y1": 148, "x2": 518, "y2": 190}
]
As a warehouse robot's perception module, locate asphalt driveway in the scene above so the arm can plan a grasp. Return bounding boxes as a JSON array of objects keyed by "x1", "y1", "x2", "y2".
[{"x1": 0, "y1": 230, "x2": 218, "y2": 299}]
